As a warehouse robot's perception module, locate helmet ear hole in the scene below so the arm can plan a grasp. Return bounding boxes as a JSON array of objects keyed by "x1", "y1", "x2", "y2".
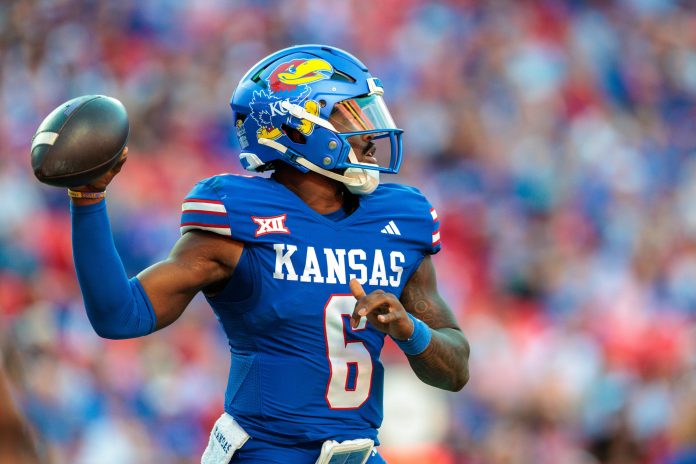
[{"x1": 282, "y1": 124, "x2": 306, "y2": 144}]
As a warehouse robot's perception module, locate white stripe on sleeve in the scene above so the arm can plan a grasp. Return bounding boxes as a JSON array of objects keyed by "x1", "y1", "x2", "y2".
[
  {"x1": 432, "y1": 231, "x2": 441, "y2": 244},
  {"x1": 180, "y1": 225, "x2": 231, "y2": 236},
  {"x1": 182, "y1": 201, "x2": 227, "y2": 213}
]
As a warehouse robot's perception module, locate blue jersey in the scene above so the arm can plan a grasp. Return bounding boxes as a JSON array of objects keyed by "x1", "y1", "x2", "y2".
[{"x1": 180, "y1": 174, "x2": 441, "y2": 445}]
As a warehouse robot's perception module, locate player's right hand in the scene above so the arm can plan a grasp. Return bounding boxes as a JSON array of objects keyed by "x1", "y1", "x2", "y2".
[
  {"x1": 70, "y1": 147, "x2": 128, "y2": 200},
  {"x1": 349, "y1": 279, "x2": 415, "y2": 340}
]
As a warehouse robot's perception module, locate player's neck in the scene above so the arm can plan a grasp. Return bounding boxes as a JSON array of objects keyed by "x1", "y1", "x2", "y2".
[{"x1": 272, "y1": 165, "x2": 347, "y2": 215}]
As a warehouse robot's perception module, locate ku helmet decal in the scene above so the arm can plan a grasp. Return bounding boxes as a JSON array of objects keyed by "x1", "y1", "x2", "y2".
[
  {"x1": 249, "y1": 58, "x2": 332, "y2": 141},
  {"x1": 231, "y1": 44, "x2": 403, "y2": 195}
]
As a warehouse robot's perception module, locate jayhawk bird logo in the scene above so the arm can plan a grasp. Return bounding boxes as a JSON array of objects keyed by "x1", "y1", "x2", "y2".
[{"x1": 250, "y1": 58, "x2": 333, "y2": 140}]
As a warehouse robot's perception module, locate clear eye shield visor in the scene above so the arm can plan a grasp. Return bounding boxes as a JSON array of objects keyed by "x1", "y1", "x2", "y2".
[{"x1": 329, "y1": 94, "x2": 403, "y2": 174}]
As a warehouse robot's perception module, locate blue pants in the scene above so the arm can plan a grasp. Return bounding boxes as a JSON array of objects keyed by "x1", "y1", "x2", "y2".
[{"x1": 229, "y1": 437, "x2": 387, "y2": 463}]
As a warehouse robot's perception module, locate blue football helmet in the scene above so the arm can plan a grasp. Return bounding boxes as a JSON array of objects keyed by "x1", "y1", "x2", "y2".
[{"x1": 230, "y1": 44, "x2": 403, "y2": 194}]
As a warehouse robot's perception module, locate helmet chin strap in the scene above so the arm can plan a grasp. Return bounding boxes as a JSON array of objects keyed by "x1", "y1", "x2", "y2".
[
  {"x1": 294, "y1": 153, "x2": 380, "y2": 195},
  {"x1": 343, "y1": 149, "x2": 380, "y2": 195},
  {"x1": 258, "y1": 138, "x2": 380, "y2": 195}
]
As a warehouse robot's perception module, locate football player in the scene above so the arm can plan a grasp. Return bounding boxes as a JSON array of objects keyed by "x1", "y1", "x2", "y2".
[{"x1": 69, "y1": 45, "x2": 470, "y2": 463}]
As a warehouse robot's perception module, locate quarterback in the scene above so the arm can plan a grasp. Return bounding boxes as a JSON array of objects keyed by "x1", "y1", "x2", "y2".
[{"x1": 69, "y1": 45, "x2": 470, "y2": 463}]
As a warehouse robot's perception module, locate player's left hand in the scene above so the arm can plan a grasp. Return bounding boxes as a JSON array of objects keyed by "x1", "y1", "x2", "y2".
[{"x1": 350, "y1": 279, "x2": 415, "y2": 340}]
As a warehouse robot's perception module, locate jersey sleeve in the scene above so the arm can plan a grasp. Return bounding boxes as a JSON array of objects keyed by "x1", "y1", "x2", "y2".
[
  {"x1": 414, "y1": 191, "x2": 441, "y2": 255},
  {"x1": 180, "y1": 177, "x2": 232, "y2": 237},
  {"x1": 428, "y1": 204, "x2": 442, "y2": 255},
  {"x1": 381, "y1": 184, "x2": 442, "y2": 256},
  {"x1": 401, "y1": 185, "x2": 442, "y2": 255}
]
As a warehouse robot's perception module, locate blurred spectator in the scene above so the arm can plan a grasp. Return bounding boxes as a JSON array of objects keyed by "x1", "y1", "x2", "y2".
[{"x1": 0, "y1": 335, "x2": 41, "y2": 463}]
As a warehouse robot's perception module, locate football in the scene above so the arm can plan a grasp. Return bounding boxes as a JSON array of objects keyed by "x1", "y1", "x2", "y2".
[{"x1": 31, "y1": 95, "x2": 129, "y2": 188}]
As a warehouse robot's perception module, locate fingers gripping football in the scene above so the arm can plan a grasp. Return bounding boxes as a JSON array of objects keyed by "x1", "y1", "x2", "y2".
[
  {"x1": 349, "y1": 279, "x2": 415, "y2": 340},
  {"x1": 72, "y1": 147, "x2": 128, "y2": 193}
]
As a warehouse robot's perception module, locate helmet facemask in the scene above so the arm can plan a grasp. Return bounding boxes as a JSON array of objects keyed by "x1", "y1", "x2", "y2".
[{"x1": 265, "y1": 84, "x2": 402, "y2": 195}]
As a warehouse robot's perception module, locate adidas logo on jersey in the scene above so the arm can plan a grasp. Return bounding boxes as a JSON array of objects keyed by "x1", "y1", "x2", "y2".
[{"x1": 380, "y1": 220, "x2": 401, "y2": 236}]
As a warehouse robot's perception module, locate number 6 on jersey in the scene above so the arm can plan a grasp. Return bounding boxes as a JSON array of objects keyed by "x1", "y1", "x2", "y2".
[{"x1": 324, "y1": 295, "x2": 373, "y2": 409}]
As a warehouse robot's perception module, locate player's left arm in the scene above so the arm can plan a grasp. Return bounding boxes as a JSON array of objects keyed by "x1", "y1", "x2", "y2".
[
  {"x1": 350, "y1": 256, "x2": 469, "y2": 391},
  {"x1": 399, "y1": 256, "x2": 470, "y2": 391}
]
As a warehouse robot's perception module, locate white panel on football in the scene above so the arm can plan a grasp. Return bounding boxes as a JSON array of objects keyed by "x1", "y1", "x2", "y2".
[{"x1": 31, "y1": 132, "x2": 59, "y2": 149}]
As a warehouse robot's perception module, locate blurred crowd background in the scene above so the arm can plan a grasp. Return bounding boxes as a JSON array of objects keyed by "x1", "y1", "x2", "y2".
[{"x1": 1, "y1": 0, "x2": 696, "y2": 463}]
